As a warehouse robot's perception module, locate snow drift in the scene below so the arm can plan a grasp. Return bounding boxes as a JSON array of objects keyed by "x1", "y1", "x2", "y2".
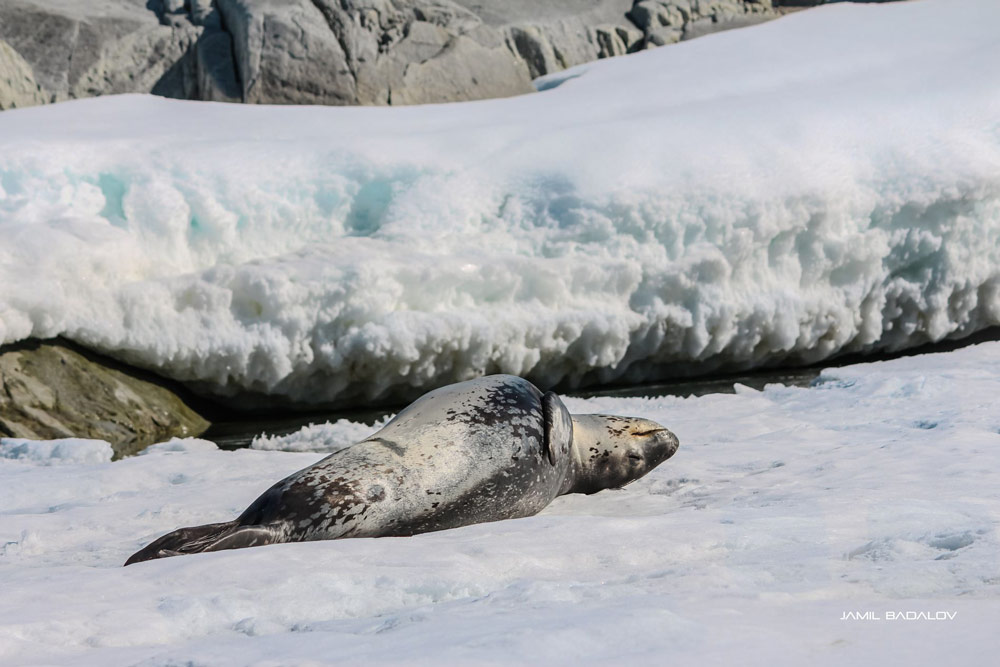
[
  {"x1": 2, "y1": 343, "x2": 1000, "y2": 665},
  {"x1": 1, "y1": 0, "x2": 999, "y2": 406}
]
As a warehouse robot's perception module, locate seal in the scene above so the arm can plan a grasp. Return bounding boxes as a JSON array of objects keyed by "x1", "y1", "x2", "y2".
[{"x1": 125, "y1": 375, "x2": 678, "y2": 565}]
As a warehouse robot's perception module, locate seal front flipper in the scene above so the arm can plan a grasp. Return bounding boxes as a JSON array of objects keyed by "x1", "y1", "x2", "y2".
[
  {"x1": 124, "y1": 521, "x2": 282, "y2": 566},
  {"x1": 542, "y1": 391, "x2": 573, "y2": 465}
]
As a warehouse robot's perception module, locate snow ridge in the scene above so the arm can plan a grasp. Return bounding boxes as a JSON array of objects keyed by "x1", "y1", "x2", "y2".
[{"x1": 1, "y1": 0, "x2": 999, "y2": 405}]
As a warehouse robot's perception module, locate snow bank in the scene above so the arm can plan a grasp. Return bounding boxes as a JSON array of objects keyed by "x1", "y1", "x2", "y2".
[
  {"x1": 0, "y1": 438, "x2": 112, "y2": 465},
  {"x1": 138, "y1": 437, "x2": 219, "y2": 455},
  {"x1": 2, "y1": 344, "x2": 999, "y2": 665},
  {"x1": 250, "y1": 416, "x2": 391, "y2": 452},
  {"x1": 2, "y1": 0, "x2": 1000, "y2": 405}
]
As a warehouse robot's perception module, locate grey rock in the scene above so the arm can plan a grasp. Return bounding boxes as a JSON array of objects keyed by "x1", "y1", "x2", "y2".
[
  {"x1": 0, "y1": 341, "x2": 210, "y2": 458},
  {"x1": 455, "y1": 0, "x2": 634, "y2": 29},
  {"x1": 469, "y1": 0, "x2": 636, "y2": 77},
  {"x1": 458, "y1": 0, "x2": 788, "y2": 79},
  {"x1": 197, "y1": 30, "x2": 242, "y2": 102},
  {"x1": 392, "y1": 31, "x2": 532, "y2": 105},
  {"x1": 594, "y1": 24, "x2": 628, "y2": 58},
  {"x1": 190, "y1": 0, "x2": 223, "y2": 28},
  {"x1": 626, "y1": 0, "x2": 787, "y2": 50},
  {"x1": 217, "y1": 0, "x2": 533, "y2": 106},
  {"x1": 507, "y1": 25, "x2": 563, "y2": 80},
  {"x1": 216, "y1": 0, "x2": 356, "y2": 105},
  {"x1": 0, "y1": 39, "x2": 47, "y2": 110},
  {"x1": 627, "y1": 0, "x2": 689, "y2": 31},
  {"x1": 0, "y1": 0, "x2": 877, "y2": 108},
  {"x1": 0, "y1": 0, "x2": 203, "y2": 103},
  {"x1": 0, "y1": 0, "x2": 241, "y2": 105},
  {"x1": 615, "y1": 24, "x2": 644, "y2": 51},
  {"x1": 682, "y1": 11, "x2": 775, "y2": 41}
]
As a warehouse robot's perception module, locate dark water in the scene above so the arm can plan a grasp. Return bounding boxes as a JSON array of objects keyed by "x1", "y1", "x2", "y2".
[
  {"x1": 194, "y1": 369, "x2": 825, "y2": 450},
  {"x1": 206, "y1": 367, "x2": 821, "y2": 450},
  {"x1": 204, "y1": 326, "x2": 1000, "y2": 450}
]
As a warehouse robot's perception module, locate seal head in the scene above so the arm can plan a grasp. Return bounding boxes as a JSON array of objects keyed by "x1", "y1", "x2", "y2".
[{"x1": 562, "y1": 414, "x2": 679, "y2": 495}]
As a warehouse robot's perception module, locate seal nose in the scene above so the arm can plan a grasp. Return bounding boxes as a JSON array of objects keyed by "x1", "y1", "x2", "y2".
[
  {"x1": 638, "y1": 424, "x2": 679, "y2": 464},
  {"x1": 657, "y1": 429, "x2": 680, "y2": 459}
]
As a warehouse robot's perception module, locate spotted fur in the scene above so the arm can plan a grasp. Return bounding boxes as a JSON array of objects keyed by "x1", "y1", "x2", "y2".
[{"x1": 125, "y1": 375, "x2": 678, "y2": 565}]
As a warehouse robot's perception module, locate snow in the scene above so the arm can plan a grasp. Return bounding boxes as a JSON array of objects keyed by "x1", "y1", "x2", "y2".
[
  {"x1": 0, "y1": 438, "x2": 112, "y2": 466},
  {"x1": 3, "y1": 0, "x2": 1000, "y2": 406},
  {"x1": 250, "y1": 417, "x2": 391, "y2": 453},
  {"x1": 2, "y1": 343, "x2": 999, "y2": 665}
]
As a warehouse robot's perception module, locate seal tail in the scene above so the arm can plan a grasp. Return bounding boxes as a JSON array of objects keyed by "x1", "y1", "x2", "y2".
[{"x1": 124, "y1": 521, "x2": 283, "y2": 566}]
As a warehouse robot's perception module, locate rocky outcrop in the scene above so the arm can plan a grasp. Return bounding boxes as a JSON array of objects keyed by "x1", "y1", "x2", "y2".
[
  {"x1": 459, "y1": 0, "x2": 781, "y2": 78},
  {"x1": 459, "y1": 0, "x2": 640, "y2": 79},
  {"x1": 0, "y1": 39, "x2": 47, "y2": 110},
  {"x1": 0, "y1": 0, "x2": 237, "y2": 106},
  {"x1": 0, "y1": 340, "x2": 209, "y2": 458},
  {"x1": 0, "y1": 0, "x2": 839, "y2": 109},
  {"x1": 627, "y1": 0, "x2": 779, "y2": 47},
  {"x1": 0, "y1": 0, "x2": 202, "y2": 104},
  {"x1": 215, "y1": 0, "x2": 534, "y2": 105}
]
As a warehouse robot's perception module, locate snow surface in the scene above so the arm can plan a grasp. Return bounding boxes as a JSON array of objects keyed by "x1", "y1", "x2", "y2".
[
  {"x1": 250, "y1": 417, "x2": 391, "y2": 453},
  {"x1": 2, "y1": 344, "x2": 999, "y2": 666},
  {"x1": 0, "y1": 438, "x2": 112, "y2": 466},
  {"x1": 3, "y1": 0, "x2": 1000, "y2": 405}
]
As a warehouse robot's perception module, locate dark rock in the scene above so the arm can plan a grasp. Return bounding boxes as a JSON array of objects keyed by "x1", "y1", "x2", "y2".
[
  {"x1": 0, "y1": 340, "x2": 210, "y2": 458},
  {"x1": 191, "y1": 0, "x2": 223, "y2": 28},
  {"x1": 196, "y1": 30, "x2": 242, "y2": 102},
  {"x1": 0, "y1": 1, "x2": 902, "y2": 107}
]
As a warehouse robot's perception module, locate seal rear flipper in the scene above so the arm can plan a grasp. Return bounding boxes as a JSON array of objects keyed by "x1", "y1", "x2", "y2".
[
  {"x1": 196, "y1": 525, "x2": 283, "y2": 552},
  {"x1": 542, "y1": 391, "x2": 573, "y2": 465},
  {"x1": 124, "y1": 521, "x2": 282, "y2": 566}
]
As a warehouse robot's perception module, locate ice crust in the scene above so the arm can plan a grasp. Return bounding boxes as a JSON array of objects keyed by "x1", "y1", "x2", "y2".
[
  {"x1": 0, "y1": 438, "x2": 112, "y2": 465},
  {"x1": 2, "y1": 343, "x2": 1000, "y2": 665},
  {"x1": 1, "y1": 0, "x2": 999, "y2": 405},
  {"x1": 250, "y1": 417, "x2": 391, "y2": 453}
]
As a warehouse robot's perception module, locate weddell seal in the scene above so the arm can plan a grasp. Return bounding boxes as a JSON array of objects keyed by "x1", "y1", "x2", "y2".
[{"x1": 125, "y1": 375, "x2": 679, "y2": 565}]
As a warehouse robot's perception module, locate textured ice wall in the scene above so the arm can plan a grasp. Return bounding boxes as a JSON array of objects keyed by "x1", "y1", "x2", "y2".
[{"x1": 1, "y1": 0, "x2": 999, "y2": 406}]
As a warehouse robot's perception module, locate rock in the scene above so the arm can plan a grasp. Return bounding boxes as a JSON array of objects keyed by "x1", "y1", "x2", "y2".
[
  {"x1": 625, "y1": 0, "x2": 791, "y2": 50},
  {"x1": 0, "y1": 39, "x2": 47, "y2": 110},
  {"x1": 615, "y1": 25, "x2": 645, "y2": 52},
  {"x1": 0, "y1": 340, "x2": 210, "y2": 458},
  {"x1": 458, "y1": 0, "x2": 636, "y2": 77},
  {"x1": 507, "y1": 25, "x2": 563, "y2": 80},
  {"x1": 217, "y1": 0, "x2": 533, "y2": 106},
  {"x1": 216, "y1": 0, "x2": 355, "y2": 105},
  {"x1": 190, "y1": 0, "x2": 223, "y2": 28},
  {"x1": 0, "y1": 0, "x2": 892, "y2": 107},
  {"x1": 392, "y1": 31, "x2": 532, "y2": 105},
  {"x1": 594, "y1": 25, "x2": 628, "y2": 58},
  {"x1": 682, "y1": 12, "x2": 775, "y2": 41},
  {"x1": 0, "y1": 0, "x2": 203, "y2": 104},
  {"x1": 196, "y1": 30, "x2": 243, "y2": 102},
  {"x1": 164, "y1": 0, "x2": 189, "y2": 14}
]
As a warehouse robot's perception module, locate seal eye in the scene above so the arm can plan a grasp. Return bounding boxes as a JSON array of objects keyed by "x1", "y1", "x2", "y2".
[
  {"x1": 633, "y1": 429, "x2": 664, "y2": 437},
  {"x1": 627, "y1": 453, "x2": 643, "y2": 463}
]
